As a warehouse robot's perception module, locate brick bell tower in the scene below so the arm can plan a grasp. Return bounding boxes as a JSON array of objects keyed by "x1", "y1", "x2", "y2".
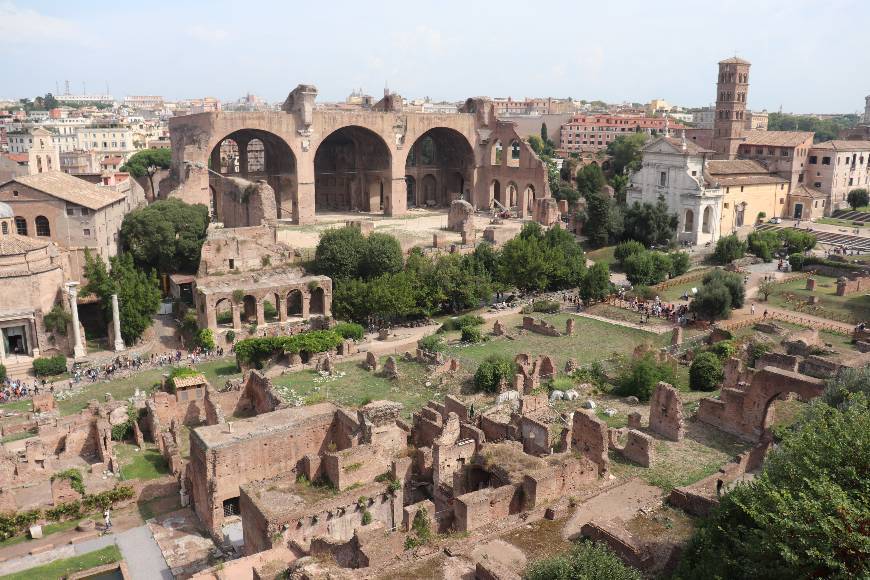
[{"x1": 713, "y1": 57, "x2": 751, "y2": 159}]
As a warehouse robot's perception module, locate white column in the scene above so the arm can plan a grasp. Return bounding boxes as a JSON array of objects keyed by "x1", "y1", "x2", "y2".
[
  {"x1": 66, "y1": 282, "x2": 86, "y2": 359},
  {"x1": 111, "y1": 294, "x2": 125, "y2": 352},
  {"x1": 0, "y1": 326, "x2": 5, "y2": 363}
]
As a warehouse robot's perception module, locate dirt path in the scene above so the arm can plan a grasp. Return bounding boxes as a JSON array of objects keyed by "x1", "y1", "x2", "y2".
[{"x1": 562, "y1": 478, "x2": 665, "y2": 540}]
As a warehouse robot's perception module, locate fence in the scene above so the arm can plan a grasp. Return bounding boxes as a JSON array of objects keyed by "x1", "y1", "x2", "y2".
[
  {"x1": 715, "y1": 312, "x2": 851, "y2": 336},
  {"x1": 651, "y1": 268, "x2": 711, "y2": 292}
]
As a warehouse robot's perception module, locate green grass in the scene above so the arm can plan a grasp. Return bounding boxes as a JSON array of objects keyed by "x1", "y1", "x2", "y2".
[
  {"x1": 116, "y1": 443, "x2": 170, "y2": 481},
  {"x1": 271, "y1": 356, "x2": 439, "y2": 419},
  {"x1": 767, "y1": 274, "x2": 870, "y2": 323},
  {"x1": 195, "y1": 359, "x2": 243, "y2": 387},
  {"x1": 586, "y1": 245, "x2": 617, "y2": 267},
  {"x1": 0, "y1": 518, "x2": 82, "y2": 550},
  {"x1": 0, "y1": 545, "x2": 122, "y2": 580},
  {"x1": 817, "y1": 217, "x2": 868, "y2": 228},
  {"x1": 0, "y1": 400, "x2": 31, "y2": 414},
  {"x1": 0, "y1": 430, "x2": 36, "y2": 444}
]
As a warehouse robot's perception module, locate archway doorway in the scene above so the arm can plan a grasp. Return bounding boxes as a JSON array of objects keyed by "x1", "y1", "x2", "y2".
[
  {"x1": 287, "y1": 289, "x2": 303, "y2": 317},
  {"x1": 405, "y1": 128, "x2": 474, "y2": 208},
  {"x1": 491, "y1": 180, "x2": 501, "y2": 209},
  {"x1": 241, "y1": 295, "x2": 257, "y2": 324},
  {"x1": 310, "y1": 287, "x2": 325, "y2": 315},
  {"x1": 314, "y1": 126, "x2": 391, "y2": 213},
  {"x1": 405, "y1": 176, "x2": 416, "y2": 208}
]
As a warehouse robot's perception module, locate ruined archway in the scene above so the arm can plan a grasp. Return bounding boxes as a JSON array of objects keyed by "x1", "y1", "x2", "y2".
[
  {"x1": 490, "y1": 180, "x2": 502, "y2": 208},
  {"x1": 241, "y1": 295, "x2": 258, "y2": 324},
  {"x1": 524, "y1": 185, "x2": 536, "y2": 212},
  {"x1": 314, "y1": 126, "x2": 392, "y2": 213},
  {"x1": 310, "y1": 287, "x2": 325, "y2": 315},
  {"x1": 405, "y1": 128, "x2": 475, "y2": 208},
  {"x1": 215, "y1": 298, "x2": 232, "y2": 328},
  {"x1": 208, "y1": 129, "x2": 297, "y2": 222},
  {"x1": 405, "y1": 176, "x2": 416, "y2": 208},
  {"x1": 287, "y1": 289, "x2": 303, "y2": 317}
]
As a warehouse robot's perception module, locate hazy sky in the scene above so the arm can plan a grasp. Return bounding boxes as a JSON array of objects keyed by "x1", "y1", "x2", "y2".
[{"x1": 2, "y1": 0, "x2": 868, "y2": 114}]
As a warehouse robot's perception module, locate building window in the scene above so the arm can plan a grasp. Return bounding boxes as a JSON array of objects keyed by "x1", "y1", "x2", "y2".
[
  {"x1": 809, "y1": 156, "x2": 817, "y2": 164},
  {"x1": 1, "y1": 222, "x2": 7, "y2": 235},
  {"x1": 80, "y1": 208, "x2": 90, "y2": 216},
  {"x1": 66, "y1": 206, "x2": 76, "y2": 216},
  {"x1": 35, "y1": 216, "x2": 50, "y2": 236},
  {"x1": 14, "y1": 217, "x2": 27, "y2": 235},
  {"x1": 814, "y1": 182, "x2": 822, "y2": 188},
  {"x1": 822, "y1": 157, "x2": 831, "y2": 165},
  {"x1": 12, "y1": 190, "x2": 18, "y2": 197},
  {"x1": 659, "y1": 171, "x2": 667, "y2": 187},
  {"x1": 782, "y1": 149, "x2": 790, "y2": 157},
  {"x1": 83, "y1": 228, "x2": 91, "y2": 237}
]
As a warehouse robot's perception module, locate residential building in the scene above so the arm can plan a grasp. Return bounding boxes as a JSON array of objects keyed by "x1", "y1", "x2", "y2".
[
  {"x1": 735, "y1": 130, "x2": 814, "y2": 190},
  {"x1": 27, "y1": 128, "x2": 60, "y2": 174},
  {"x1": 692, "y1": 109, "x2": 715, "y2": 130},
  {"x1": 55, "y1": 93, "x2": 114, "y2": 104},
  {"x1": 746, "y1": 110, "x2": 769, "y2": 131},
  {"x1": 646, "y1": 99, "x2": 670, "y2": 114},
  {"x1": 76, "y1": 123, "x2": 136, "y2": 160},
  {"x1": 806, "y1": 140, "x2": 870, "y2": 211},
  {"x1": 706, "y1": 159, "x2": 788, "y2": 232},
  {"x1": 492, "y1": 97, "x2": 574, "y2": 117},
  {"x1": 123, "y1": 95, "x2": 165, "y2": 110},
  {"x1": 559, "y1": 114, "x2": 684, "y2": 153}
]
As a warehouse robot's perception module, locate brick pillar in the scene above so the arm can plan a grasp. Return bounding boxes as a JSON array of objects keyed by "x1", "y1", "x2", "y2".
[
  {"x1": 302, "y1": 293, "x2": 311, "y2": 319},
  {"x1": 277, "y1": 295, "x2": 287, "y2": 322},
  {"x1": 236, "y1": 137, "x2": 249, "y2": 175},
  {"x1": 231, "y1": 303, "x2": 241, "y2": 331},
  {"x1": 255, "y1": 300, "x2": 265, "y2": 326},
  {"x1": 384, "y1": 177, "x2": 408, "y2": 217}
]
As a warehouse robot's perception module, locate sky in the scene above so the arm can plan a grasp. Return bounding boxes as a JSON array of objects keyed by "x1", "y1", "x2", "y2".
[{"x1": 1, "y1": 0, "x2": 868, "y2": 114}]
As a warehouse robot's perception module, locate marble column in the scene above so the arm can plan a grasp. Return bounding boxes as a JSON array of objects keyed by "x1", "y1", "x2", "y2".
[
  {"x1": 66, "y1": 282, "x2": 86, "y2": 359},
  {"x1": 111, "y1": 294, "x2": 125, "y2": 351}
]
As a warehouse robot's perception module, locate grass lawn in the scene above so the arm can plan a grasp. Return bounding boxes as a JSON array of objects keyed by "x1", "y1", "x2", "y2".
[
  {"x1": 270, "y1": 356, "x2": 440, "y2": 419},
  {"x1": 767, "y1": 274, "x2": 870, "y2": 323},
  {"x1": 0, "y1": 430, "x2": 36, "y2": 444},
  {"x1": 585, "y1": 304, "x2": 672, "y2": 327},
  {"x1": 0, "y1": 400, "x2": 31, "y2": 414},
  {"x1": 0, "y1": 545, "x2": 122, "y2": 580},
  {"x1": 116, "y1": 443, "x2": 170, "y2": 481},
  {"x1": 195, "y1": 359, "x2": 243, "y2": 388},
  {"x1": 817, "y1": 217, "x2": 868, "y2": 228},
  {"x1": 0, "y1": 518, "x2": 82, "y2": 550},
  {"x1": 586, "y1": 245, "x2": 617, "y2": 267}
]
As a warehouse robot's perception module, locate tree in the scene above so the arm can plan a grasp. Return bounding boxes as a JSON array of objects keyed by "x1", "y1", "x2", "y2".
[
  {"x1": 675, "y1": 398, "x2": 870, "y2": 579},
  {"x1": 823, "y1": 365, "x2": 870, "y2": 409},
  {"x1": 616, "y1": 353, "x2": 676, "y2": 401},
  {"x1": 767, "y1": 112, "x2": 859, "y2": 142},
  {"x1": 497, "y1": 223, "x2": 586, "y2": 291},
  {"x1": 703, "y1": 269, "x2": 745, "y2": 308},
  {"x1": 622, "y1": 197, "x2": 678, "y2": 247},
  {"x1": 757, "y1": 279, "x2": 776, "y2": 301},
  {"x1": 747, "y1": 230, "x2": 780, "y2": 262},
  {"x1": 359, "y1": 232, "x2": 403, "y2": 279},
  {"x1": 575, "y1": 164, "x2": 606, "y2": 197},
  {"x1": 614, "y1": 240, "x2": 646, "y2": 265},
  {"x1": 81, "y1": 252, "x2": 161, "y2": 344},
  {"x1": 525, "y1": 541, "x2": 643, "y2": 580},
  {"x1": 120, "y1": 148, "x2": 171, "y2": 197},
  {"x1": 847, "y1": 188, "x2": 869, "y2": 210},
  {"x1": 583, "y1": 192, "x2": 614, "y2": 248},
  {"x1": 606, "y1": 133, "x2": 648, "y2": 175},
  {"x1": 314, "y1": 227, "x2": 366, "y2": 280},
  {"x1": 689, "y1": 352, "x2": 724, "y2": 391},
  {"x1": 580, "y1": 262, "x2": 611, "y2": 301},
  {"x1": 691, "y1": 282, "x2": 732, "y2": 322},
  {"x1": 669, "y1": 251, "x2": 690, "y2": 277},
  {"x1": 120, "y1": 199, "x2": 209, "y2": 273},
  {"x1": 473, "y1": 355, "x2": 515, "y2": 393},
  {"x1": 527, "y1": 135, "x2": 545, "y2": 156},
  {"x1": 623, "y1": 251, "x2": 660, "y2": 286},
  {"x1": 778, "y1": 228, "x2": 816, "y2": 254},
  {"x1": 712, "y1": 234, "x2": 746, "y2": 264},
  {"x1": 540, "y1": 122, "x2": 549, "y2": 145}
]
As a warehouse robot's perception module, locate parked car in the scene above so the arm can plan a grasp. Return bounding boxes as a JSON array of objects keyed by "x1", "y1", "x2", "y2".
[{"x1": 768, "y1": 217, "x2": 782, "y2": 224}]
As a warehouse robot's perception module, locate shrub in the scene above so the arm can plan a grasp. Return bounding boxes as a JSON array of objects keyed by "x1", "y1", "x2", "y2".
[
  {"x1": 473, "y1": 355, "x2": 515, "y2": 393},
  {"x1": 404, "y1": 507, "x2": 433, "y2": 549},
  {"x1": 779, "y1": 228, "x2": 816, "y2": 254},
  {"x1": 549, "y1": 376, "x2": 574, "y2": 392},
  {"x1": 532, "y1": 300, "x2": 560, "y2": 314},
  {"x1": 788, "y1": 252, "x2": 805, "y2": 271},
  {"x1": 614, "y1": 240, "x2": 646, "y2": 264},
  {"x1": 703, "y1": 269, "x2": 745, "y2": 309},
  {"x1": 333, "y1": 322, "x2": 364, "y2": 341},
  {"x1": 110, "y1": 405, "x2": 137, "y2": 441},
  {"x1": 196, "y1": 328, "x2": 215, "y2": 350},
  {"x1": 313, "y1": 227, "x2": 366, "y2": 280},
  {"x1": 615, "y1": 353, "x2": 676, "y2": 401},
  {"x1": 748, "y1": 341, "x2": 772, "y2": 367},
  {"x1": 43, "y1": 304, "x2": 71, "y2": 335},
  {"x1": 525, "y1": 540, "x2": 642, "y2": 580},
  {"x1": 361, "y1": 510, "x2": 372, "y2": 525},
  {"x1": 359, "y1": 232, "x2": 404, "y2": 279},
  {"x1": 623, "y1": 251, "x2": 659, "y2": 286},
  {"x1": 33, "y1": 355, "x2": 67, "y2": 377},
  {"x1": 235, "y1": 330, "x2": 344, "y2": 368},
  {"x1": 225, "y1": 330, "x2": 236, "y2": 343},
  {"x1": 823, "y1": 365, "x2": 870, "y2": 409},
  {"x1": 691, "y1": 282, "x2": 732, "y2": 321},
  {"x1": 847, "y1": 187, "x2": 869, "y2": 210},
  {"x1": 440, "y1": 314, "x2": 485, "y2": 332},
  {"x1": 669, "y1": 251, "x2": 690, "y2": 277},
  {"x1": 262, "y1": 300, "x2": 278, "y2": 320},
  {"x1": 628, "y1": 285, "x2": 657, "y2": 300},
  {"x1": 51, "y1": 468, "x2": 85, "y2": 495},
  {"x1": 418, "y1": 334, "x2": 445, "y2": 353},
  {"x1": 460, "y1": 325, "x2": 485, "y2": 343},
  {"x1": 747, "y1": 230, "x2": 780, "y2": 262},
  {"x1": 712, "y1": 234, "x2": 746, "y2": 264},
  {"x1": 708, "y1": 340, "x2": 737, "y2": 360},
  {"x1": 690, "y1": 352, "x2": 724, "y2": 392}
]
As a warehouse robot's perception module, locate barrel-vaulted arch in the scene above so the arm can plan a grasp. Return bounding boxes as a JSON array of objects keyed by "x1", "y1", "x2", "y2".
[
  {"x1": 314, "y1": 126, "x2": 392, "y2": 213},
  {"x1": 404, "y1": 127, "x2": 475, "y2": 208},
  {"x1": 208, "y1": 128, "x2": 297, "y2": 221}
]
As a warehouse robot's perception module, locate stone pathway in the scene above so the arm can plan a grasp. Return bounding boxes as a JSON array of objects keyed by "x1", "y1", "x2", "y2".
[
  {"x1": 562, "y1": 478, "x2": 665, "y2": 540},
  {"x1": 568, "y1": 311, "x2": 673, "y2": 335}
]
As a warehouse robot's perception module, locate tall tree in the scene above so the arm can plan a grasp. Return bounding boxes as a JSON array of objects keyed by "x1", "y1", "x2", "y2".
[
  {"x1": 622, "y1": 196, "x2": 678, "y2": 247},
  {"x1": 121, "y1": 148, "x2": 172, "y2": 197},
  {"x1": 575, "y1": 163, "x2": 606, "y2": 197},
  {"x1": 606, "y1": 133, "x2": 648, "y2": 175},
  {"x1": 120, "y1": 199, "x2": 209, "y2": 274}
]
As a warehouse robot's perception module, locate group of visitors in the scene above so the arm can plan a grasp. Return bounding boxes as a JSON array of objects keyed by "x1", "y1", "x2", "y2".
[{"x1": 0, "y1": 377, "x2": 39, "y2": 403}]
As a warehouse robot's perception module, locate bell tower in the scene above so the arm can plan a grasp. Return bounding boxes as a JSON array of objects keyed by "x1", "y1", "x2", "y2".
[{"x1": 712, "y1": 57, "x2": 751, "y2": 159}]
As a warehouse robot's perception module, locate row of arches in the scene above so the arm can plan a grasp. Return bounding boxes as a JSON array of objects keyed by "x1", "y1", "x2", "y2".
[
  {"x1": 490, "y1": 140, "x2": 522, "y2": 167},
  {"x1": 683, "y1": 207, "x2": 713, "y2": 234},
  {"x1": 8, "y1": 216, "x2": 51, "y2": 237},
  {"x1": 213, "y1": 287, "x2": 327, "y2": 328},
  {"x1": 490, "y1": 180, "x2": 536, "y2": 210}
]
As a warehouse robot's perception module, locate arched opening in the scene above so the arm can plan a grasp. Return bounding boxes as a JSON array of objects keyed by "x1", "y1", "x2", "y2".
[
  {"x1": 490, "y1": 180, "x2": 502, "y2": 208},
  {"x1": 287, "y1": 289, "x2": 303, "y2": 317},
  {"x1": 684, "y1": 209, "x2": 695, "y2": 232},
  {"x1": 246, "y1": 139, "x2": 265, "y2": 173},
  {"x1": 315, "y1": 126, "x2": 391, "y2": 213},
  {"x1": 215, "y1": 298, "x2": 232, "y2": 328},
  {"x1": 14, "y1": 217, "x2": 27, "y2": 236},
  {"x1": 209, "y1": 130, "x2": 297, "y2": 221},
  {"x1": 508, "y1": 140, "x2": 521, "y2": 167},
  {"x1": 421, "y1": 174, "x2": 437, "y2": 207},
  {"x1": 405, "y1": 176, "x2": 416, "y2": 208},
  {"x1": 263, "y1": 293, "x2": 279, "y2": 322},
  {"x1": 1, "y1": 222, "x2": 7, "y2": 235},
  {"x1": 491, "y1": 140, "x2": 503, "y2": 165},
  {"x1": 524, "y1": 185, "x2": 536, "y2": 212},
  {"x1": 760, "y1": 393, "x2": 808, "y2": 438},
  {"x1": 241, "y1": 295, "x2": 258, "y2": 324},
  {"x1": 405, "y1": 128, "x2": 474, "y2": 208},
  {"x1": 702, "y1": 206, "x2": 712, "y2": 234},
  {"x1": 35, "y1": 216, "x2": 50, "y2": 237},
  {"x1": 309, "y1": 287, "x2": 325, "y2": 315},
  {"x1": 506, "y1": 182, "x2": 518, "y2": 207}
]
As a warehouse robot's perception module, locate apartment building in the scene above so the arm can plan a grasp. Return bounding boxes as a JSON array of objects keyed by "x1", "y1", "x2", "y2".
[{"x1": 559, "y1": 114, "x2": 684, "y2": 153}]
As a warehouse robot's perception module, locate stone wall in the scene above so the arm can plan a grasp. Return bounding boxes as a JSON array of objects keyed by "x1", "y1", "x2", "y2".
[
  {"x1": 453, "y1": 484, "x2": 520, "y2": 532},
  {"x1": 648, "y1": 382, "x2": 684, "y2": 442},
  {"x1": 521, "y1": 455, "x2": 598, "y2": 509},
  {"x1": 322, "y1": 444, "x2": 391, "y2": 491},
  {"x1": 570, "y1": 411, "x2": 609, "y2": 474},
  {"x1": 522, "y1": 316, "x2": 561, "y2": 336}
]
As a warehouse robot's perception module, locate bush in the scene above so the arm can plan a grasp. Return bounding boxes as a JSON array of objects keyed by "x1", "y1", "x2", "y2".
[
  {"x1": 460, "y1": 325, "x2": 485, "y2": 343},
  {"x1": 33, "y1": 355, "x2": 67, "y2": 377},
  {"x1": 691, "y1": 282, "x2": 732, "y2": 321},
  {"x1": 779, "y1": 228, "x2": 816, "y2": 254},
  {"x1": 525, "y1": 540, "x2": 643, "y2": 580},
  {"x1": 473, "y1": 355, "x2": 515, "y2": 393},
  {"x1": 823, "y1": 365, "x2": 870, "y2": 409},
  {"x1": 43, "y1": 304, "x2": 71, "y2": 335},
  {"x1": 747, "y1": 230, "x2": 780, "y2": 262},
  {"x1": 623, "y1": 251, "x2": 658, "y2": 286},
  {"x1": 669, "y1": 251, "x2": 690, "y2": 277},
  {"x1": 314, "y1": 227, "x2": 366, "y2": 280},
  {"x1": 614, "y1": 240, "x2": 645, "y2": 264},
  {"x1": 196, "y1": 328, "x2": 215, "y2": 350},
  {"x1": 847, "y1": 187, "x2": 869, "y2": 210},
  {"x1": 549, "y1": 376, "x2": 574, "y2": 392},
  {"x1": 532, "y1": 300, "x2": 560, "y2": 314},
  {"x1": 235, "y1": 330, "x2": 344, "y2": 368},
  {"x1": 359, "y1": 232, "x2": 404, "y2": 279},
  {"x1": 333, "y1": 322, "x2": 364, "y2": 341},
  {"x1": 748, "y1": 341, "x2": 772, "y2": 367},
  {"x1": 703, "y1": 270, "x2": 745, "y2": 309},
  {"x1": 51, "y1": 468, "x2": 85, "y2": 495},
  {"x1": 708, "y1": 340, "x2": 737, "y2": 360},
  {"x1": 628, "y1": 285, "x2": 656, "y2": 300},
  {"x1": 361, "y1": 510, "x2": 372, "y2": 525},
  {"x1": 615, "y1": 353, "x2": 676, "y2": 401},
  {"x1": 712, "y1": 234, "x2": 746, "y2": 264},
  {"x1": 262, "y1": 300, "x2": 278, "y2": 320},
  {"x1": 690, "y1": 352, "x2": 724, "y2": 392},
  {"x1": 440, "y1": 314, "x2": 485, "y2": 332},
  {"x1": 225, "y1": 330, "x2": 236, "y2": 343},
  {"x1": 580, "y1": 262, "x2": 612, "y2": 302},
  {"x1": 418, "y1": 334, "x2": 445, "y2": 353},
  {"x1": 788, "y1": 252, "x2": 805, "y2": 271}
]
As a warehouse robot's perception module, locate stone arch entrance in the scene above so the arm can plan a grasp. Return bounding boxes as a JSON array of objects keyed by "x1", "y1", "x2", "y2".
[
  {"x1": 209, "y1": 129, "x2": 297, "y2": 221},
  {"x1": 421, "y1": 174, "x2": 437, "y2": 207},
  {"x1": 684, "y1": 209, "x2": 695, "y2": 232},
  {"x1": 314, "y1": 126, "x2": 392, "y2": 213},
  {"x1": 524, "y1": 185, "x2": 536, "y2": 212},
  {"x1": 490, "y1": 180, "x2": 501, "y2": 208},
  {"x1": 287, "y1": 289, "x2": 303, "y2": 317},
  {"x1": 702, "y1": 206, "x2": 713, "y2": 234},
  {"x1": 241, "y1": 295, "x2": 258, "y2": 324},
  {"x1": 405, "y1": 128, "x2": 475, "y2": 208},
  {"x1": 405, "y1": 176, "x2": 416, "y2": 208},
  {"x1": 215, "y1": 298, "x2": 232, "y2": 328},
  {"x1": 310, "y1": 286, "x2": 326, "y2": 315},
  {"x1": 506, "y1": 182, "x2": 518, "y2": 207}
]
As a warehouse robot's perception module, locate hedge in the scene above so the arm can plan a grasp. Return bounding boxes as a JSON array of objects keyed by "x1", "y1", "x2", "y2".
[
  {"x1": 235, "y1": 329, "x2": 344, "y2": 367},
  {"x1": 532, "y1": 300, "x2": 560, "y2": 314},
  {"x1": 33, "y1": 355, "x2": 67, "y2": 377},
  {"x1": 333, "y1": 322, "x2": 365, "y2": 341}
]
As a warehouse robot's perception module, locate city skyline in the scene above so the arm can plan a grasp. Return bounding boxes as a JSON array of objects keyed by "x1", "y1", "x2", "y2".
[{"x1": 1, "y1": 0, "x2": 868, "y2": 114}]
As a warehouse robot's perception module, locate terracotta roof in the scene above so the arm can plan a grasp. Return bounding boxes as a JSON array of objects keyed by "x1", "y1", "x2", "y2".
[
  {"x1": 719, "y1": 57, "x2": 751, "y2": 65},
  {"x1": 715, "y1": 175, "x2": 788, "y2": 186},
  {"x1": 789, "y1": 184, "x2": 827, "y2": 199},
  {"x1": 655, "y1": 136, "x2": 713, "y2": 155},
  {"x1": 100, "y1": 156, "x2": 123, "y2": 166},
  {"x1": 810, "y1": 140, "x2": 870, "y2": 151},
  {"x1": 3, "y1": 153, "x2": 28, "y2": 164},
  {"x1": 5, "y1": 171, "x2": 124, "y2": 210},
  {"x1": 0, "y1": 234, "x2": 51, "y2": 256},
  {"x1": 706, "y1": 159, "x2": 769, "y2": 175},
  {"x1": 172, "y1": 374, "x2": 207, "y2": 390},
  {"x1": 741, "y1": 131, "x2": 814, "y2": 148}
]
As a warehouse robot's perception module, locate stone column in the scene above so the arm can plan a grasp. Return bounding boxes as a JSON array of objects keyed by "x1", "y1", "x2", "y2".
[
  {"x1": 384, "y1": 176, "x2": 408, "y2": 217},
  {"x1": 302, "y1": 293, "x2": 311, "y2": 319},
  {"x1": 0, "y1": 327, "x2": 6, "y2": 363},
  {"x1": 255, "y1": 300, "x2": 265, "y2": 326},
  {"x1": 66, "y1": 283, "x2": 86, "y2": 359},
  {"x1": 111, "y1": 294, "x2": 125, "y2": 351},
  {"x1": 277, "y1": 295, "x2": 287, "y2": 322},
  {"x1": 231, "y1": 303, "x2": 241, "y2": 331}
]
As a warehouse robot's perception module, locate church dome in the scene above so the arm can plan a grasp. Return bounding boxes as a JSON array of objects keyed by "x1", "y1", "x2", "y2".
[{"x1": 0, "y1": 202, "x2": 12, "y2": 219}]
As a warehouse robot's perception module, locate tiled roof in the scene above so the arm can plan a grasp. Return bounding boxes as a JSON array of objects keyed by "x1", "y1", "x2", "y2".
[
  {"x1": 720, "y1": 57, "x2": 751, "y2": 65},
  {"x1": 656, "y1": 136, "x2": 713, "y2": 155},
  {"x1": 810, "y1": 140, "x2": 870, "y2": 151},
  {"x1": 5, "y1": 171, "x2": 124, "y2": 210},
  {"x1": 706, "y1": 159, "x2": 769, "y2": 175},
  {"x1": 741, "y1": 131, "x2": 814, "y2": 147},
  {"x1": 715, "y1": 175, "x2": 788, "y2": 186},
  {"x1": 0, "y1": 234, "x2": 50, "y2": 255},
  {"x1": 789, "y1": 184, "x2": 827, "y2": 199},
  {"x1": 172, "y1": 374, "x2": 207, "y2": 389}
]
